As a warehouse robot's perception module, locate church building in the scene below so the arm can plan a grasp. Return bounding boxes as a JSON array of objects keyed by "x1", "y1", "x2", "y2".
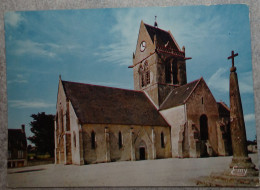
[{"x1": 55, "y1": 20, "x2": 232, "y2": 165}]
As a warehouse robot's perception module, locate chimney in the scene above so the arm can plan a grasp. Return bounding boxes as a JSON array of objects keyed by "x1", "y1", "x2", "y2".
[
  {"x1": 21, "y1": 124, "x2": 25, "y2": 133},
  {"x1": 154, "y1": 16, "x2": 158, "y2": 28}
]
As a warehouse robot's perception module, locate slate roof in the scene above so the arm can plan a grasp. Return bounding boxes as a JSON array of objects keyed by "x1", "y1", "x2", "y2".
[
  {"x1": 159, "y1": 79, "x2": 201, "y2": 110},
  {"x1": 144, "y1": 23, "x2": 180, "y2": 51},
  {"x1": 217, "y1": 102, "x2": 230, "y2": 118},
  {"x1": 8, "y1": 129, "x2": 27, "y2": 151},
  {"x1": 62, "y1": 81, "x2": 169, "y2": 126}
]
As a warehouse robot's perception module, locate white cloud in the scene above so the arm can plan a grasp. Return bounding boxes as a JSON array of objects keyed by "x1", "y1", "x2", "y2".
[
  {"x1": 11, "y1": 40, "x2": 81, "y2": 58},
  {"x1": 5, "y1": 12, "x2": 24, "y2": 27},
  {"x1": 13, "y1": 40, "x2": 57, "y2": 57},
  {"x1": 94, "y1": 9, "x2": 143, "y2": 66},
  {"x1": 244, "y1": 113, "x2": 255, "y2": 122},
  {"x1": 94, "y1": 7, "x2": 227, "y2": 67},
  {"x1": 208, "y1": 68, "x2": 229, "y2": 92},
  {"x1": 9, "y1": 100, "x2": 55, "y2": 109},
  {"x1": 7, "y1": 79, "x2": 27, "y2": 84},
  {"x1": 238, "y1": 72, "x2": 254, "y2": 93},
  {"x1": 8, "y1": 74, "x2": 28, "y2": 84},
  {"x1": 96, "y1": 43, "x2": 133, "y2": 66},
  {"x1": 208, "y1": 68, "x2": 253, "y2": 94}
]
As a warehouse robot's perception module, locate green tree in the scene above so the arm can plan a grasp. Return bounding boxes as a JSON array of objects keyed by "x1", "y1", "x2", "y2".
[{"x1": 28, "y1": 112, "x2": 55, "y2": 157}]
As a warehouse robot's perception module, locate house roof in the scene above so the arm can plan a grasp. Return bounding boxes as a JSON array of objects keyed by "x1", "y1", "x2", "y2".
[
  {"x1": 8, "y1": 129, "x2": 27, "y2": 150},
  {"x1": 144, "y1": 23, "x2": 180, "y2": 51},
  {"x1": 62, "y1": 80, "x2": 169, "y2": 126},
  {"x1": 159, "y1": 79, "x2": 201, "y2": 110}
]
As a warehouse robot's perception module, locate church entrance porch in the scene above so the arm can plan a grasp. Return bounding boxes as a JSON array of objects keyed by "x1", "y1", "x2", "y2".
[
  {"x1": 136, "y1": 140, "x2": 148, "y2": 161},
  {"x1": 139, "y1": 147, "x2": 146, "y2": 160}
]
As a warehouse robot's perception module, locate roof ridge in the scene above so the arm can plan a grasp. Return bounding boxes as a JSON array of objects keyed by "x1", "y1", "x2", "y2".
[
  {"x1": 172, "y1": 78, "x2": 200, "y2": 90},
  {"x1": 143, "y1": 91, "x2": 170, "y2": 127},
  {"x1": 62, "y1": 80, "x2": 142, "y2": 93},
  {"x1": 159, "y1": 88, "x2": 175, "y2": 110},
  {"x1": 183, "y1": 77, "x2": 203, "y2": 103},
  {"x1": 159, "y1": 79, "x2": 201, "y2": 110},
  {"x1": 60, "y1": 80, "x2": 169, "y2": 126},
  {"x1": 144, "y1": 23, "x2": 170, "y2": 34}
]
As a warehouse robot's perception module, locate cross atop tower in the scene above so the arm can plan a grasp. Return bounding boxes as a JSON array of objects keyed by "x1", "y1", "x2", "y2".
[{"x1": 228, "y1": 50, "x2": 238, "y2": 72}]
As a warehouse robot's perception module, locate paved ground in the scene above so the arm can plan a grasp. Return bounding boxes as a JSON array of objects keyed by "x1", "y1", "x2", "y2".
[{"x1": 7, "y1": 153, "x2": 259, "y2": 187}]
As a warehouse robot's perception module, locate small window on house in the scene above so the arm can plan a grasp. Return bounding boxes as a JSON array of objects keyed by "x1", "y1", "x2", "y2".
[
  {"x1": 161, "y1": 132, "x2": 165, "y2": 148},
  {"x1": 118, "y1": 131, "x2": 123, "y2": 149},
  {"x1": 91, "y1": 131, "x2": 96, "y2": 149},
  {"x1": 202, "y1": 97, "x2": 204, "y2": 104},
  {"x1": 8, "y1": 151, "x2": 11, "y2": 159},
  {"x1": 18, "y1": 150, "x2": 23, "y2": 158}
]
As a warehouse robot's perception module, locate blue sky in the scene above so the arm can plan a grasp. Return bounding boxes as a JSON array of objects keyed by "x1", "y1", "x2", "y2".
[{"x1": 4, "y1": 4, "x2": 256, "y2": 142}]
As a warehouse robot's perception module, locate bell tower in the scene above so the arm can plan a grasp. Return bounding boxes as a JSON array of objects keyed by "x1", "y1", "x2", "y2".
[{"x1": 129, "y1": 20, "x2": 190, "y2": 107}]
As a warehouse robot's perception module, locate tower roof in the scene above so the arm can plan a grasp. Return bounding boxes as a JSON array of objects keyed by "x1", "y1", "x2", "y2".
[{"x1": 144, "y1": 23, "x2": 181, "y2": 51}]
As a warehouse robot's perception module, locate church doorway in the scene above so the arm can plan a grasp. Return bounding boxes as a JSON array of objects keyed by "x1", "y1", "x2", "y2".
[
  {"x1": 200, "y1": 114, "x2": 209, "y2": 157},
  {"x1": 200, "y1": 115, "x2": 208, "y2": 140},
  {"x1": 139, "y1": 147, "x2": 146, "y2": 160}
]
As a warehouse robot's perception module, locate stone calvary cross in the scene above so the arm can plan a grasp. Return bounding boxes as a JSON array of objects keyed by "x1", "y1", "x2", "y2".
[
  {"x1": 228, "y1": 50, "x2": 238, "y2": 71},
  {"x1": 196, "y1": 51, "x2": 259, "y2": 186},
  {"x1": 227, "y1": 50, "x2": 258, "y2": 178}
]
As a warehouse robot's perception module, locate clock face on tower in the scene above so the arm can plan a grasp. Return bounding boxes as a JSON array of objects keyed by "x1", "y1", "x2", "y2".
[{"x1": 140, "y1": 41, "x2": 146, "y2": 52}]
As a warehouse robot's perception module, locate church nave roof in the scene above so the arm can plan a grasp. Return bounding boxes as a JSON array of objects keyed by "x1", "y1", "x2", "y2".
[{"x1": 61, "y1": 80, "x2": 169, "y2": 127}]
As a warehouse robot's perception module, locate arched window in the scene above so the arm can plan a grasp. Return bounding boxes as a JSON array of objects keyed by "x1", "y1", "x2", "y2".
[
  {"x1": 118, "y1": 131, "x2": 123, "y2": 149},
  {"x1": 91, "y1": 131, "x2": 96, "y2": 149},
  {"x1": 200, "y1": 115, "x2": 208, "y2": 140},
  {"x1": 139, "y1": 61, "x2": 150, "y2": 88},
  {"x1": 165, "y1": 62, "x2": 171, "y2": 83},
  {"x1": 139, "y1": 65, "x2": 145, "y2": 87},
  {"x1": 161, "y1": 132, "x2": 165, "y2": 148},
  {"x1": 144, "y1": 61, "x2": 150, "y2": 85},
  {"x1": 172, "y1": 61, "x2": 178, "y2": 84},
  {"x1": 73, "y1": 131, "x2": 76, "y2": 148},
  {"x1": 60, "y1": 109, "x2": 64, "y2": 132}
]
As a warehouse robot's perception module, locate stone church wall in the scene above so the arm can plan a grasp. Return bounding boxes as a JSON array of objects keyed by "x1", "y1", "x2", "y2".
[
  {"x1": 133, "y1": 21, "x2": 156, "y2": 91},
  {"x1": 69, "y1": 101, "x2": 82, "y2": 165},
  {"x1": 82, "y1": 124, "x2": 171, "y2": 164},
  {"x1": 186, "y1": 80, "x2": 219, "y2": 156},
  {"x1": 135, "y1": 54, "x2": 159, "y2": 106},
  {"x1": 55, "y1": 79, "x2": 68, "y2": 164},
  {"x1": 160, "y1": 105, "x2": 186, "y2": 157}
]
